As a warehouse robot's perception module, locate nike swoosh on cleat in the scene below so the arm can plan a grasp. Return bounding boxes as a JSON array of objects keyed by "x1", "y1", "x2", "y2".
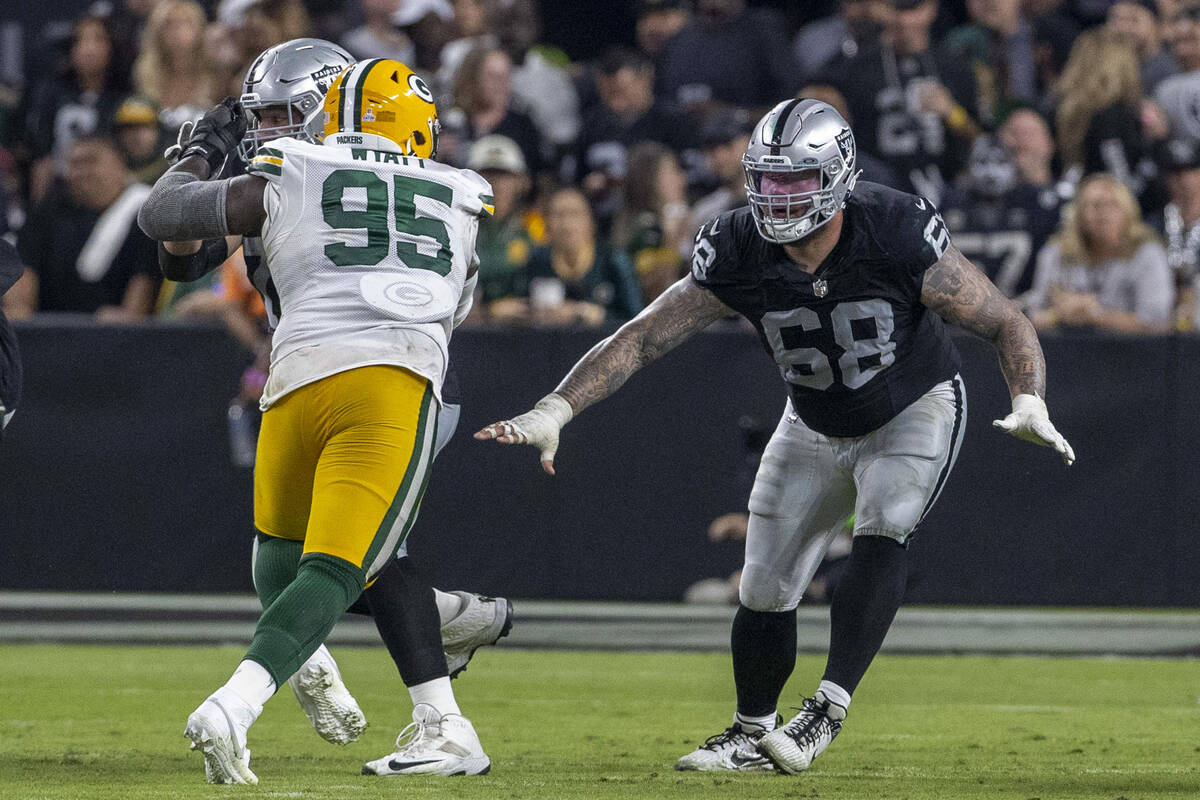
[
  {"x1": 386, "y1": 758, "x2": 443, "y2": 771},
  {"x1": 729, "y1": 752, "x2": 767, "y2": 768}
]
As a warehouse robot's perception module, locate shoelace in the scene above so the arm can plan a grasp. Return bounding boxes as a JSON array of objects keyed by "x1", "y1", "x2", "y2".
[
  {"x1": 392, "y1": 718, "x2": 437, "y2": 755},
  {"x1": 701, "y1": 726, "x2": 753, "y2": 751},
  {"x1": 782, "y1": 699, "x2": 836, "y2": 747}
]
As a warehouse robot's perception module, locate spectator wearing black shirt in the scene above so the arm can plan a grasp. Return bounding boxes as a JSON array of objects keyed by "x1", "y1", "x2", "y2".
[
  {"x1": 1056, "y1": 29, "x2": 1167, "y2": 214},
  {"x1": 943, "y1": 0, "x2": 1045, "y2": 126},
  {"x1": 793, "y1": 0, "x2": 891, "y2": 84},
  {"x1": 92, "y1": 0, "x2": 157, "y2": 90},
  {"x1": 818, "y1": 0, "x2": 980, "y2": 203},
  {"x1": 1025, "y1": 0, "x2": 1082, "y2": 92},
  {"x1": 800, "y1": 83, "x2": 902, "y2": 189},
  {"x1": 0, "y1": 239, "x2": 22, "y2": 442},
  {"x1": 569, "y1": 47, "x2": 694, "y2": 233},
  {"x1": 655, "y1": 0, "x2": 799, "y2": 114},
  {"x1": 13, "y1": 136, "x2": 158, "y2": 321},
  {"x1": 941, "y1": 129, "x2": 1066, "y2": 298},
  {"x1": 441, "y1": 46, "x2": 546, "y2": 178},
  {"x1": 23, "y1": 15, "x2": 127, "y2": 203},
  {"x1": 493, "y1": 0, "x2": 581, "y2": 156},
  {"x1": 689, "y1": 113, "x2": 754, "y2": 236},
  {"x1": 636, "y1": 0, "x2": 691, "y2": 63}
]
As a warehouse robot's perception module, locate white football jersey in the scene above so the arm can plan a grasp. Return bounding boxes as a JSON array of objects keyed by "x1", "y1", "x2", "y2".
[{"x1": 246, "y1": 136, "x2": 493, "y2": 408}]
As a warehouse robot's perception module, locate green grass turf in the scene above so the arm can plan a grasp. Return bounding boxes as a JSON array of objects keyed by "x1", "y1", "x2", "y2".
[{"x1": 0, "y1": 645, "x2": 1196, "y2": 799}]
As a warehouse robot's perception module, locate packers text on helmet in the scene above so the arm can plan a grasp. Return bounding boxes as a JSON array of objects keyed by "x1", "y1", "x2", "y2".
[{"x1": 322, "y1": 59, "x2": 440, "y2": 158}]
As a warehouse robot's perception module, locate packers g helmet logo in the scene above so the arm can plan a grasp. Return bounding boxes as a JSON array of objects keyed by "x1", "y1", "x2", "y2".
[
  {"x1": 407, "y1": 74, "x2": 434, "y2": 103},
  {"x1": 323, "y1": 59, "x2": 440, "y2": 158}
]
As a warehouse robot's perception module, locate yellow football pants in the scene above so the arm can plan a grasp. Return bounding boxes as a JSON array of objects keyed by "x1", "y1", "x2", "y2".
[{"x1": 253, "y1": 365, "x2": 437, "y2": 583}]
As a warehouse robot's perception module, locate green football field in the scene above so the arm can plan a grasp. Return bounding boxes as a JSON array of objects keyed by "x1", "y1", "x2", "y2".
[{"x1": 0, "y1": 644, "x2": 1196, "y2": 800}]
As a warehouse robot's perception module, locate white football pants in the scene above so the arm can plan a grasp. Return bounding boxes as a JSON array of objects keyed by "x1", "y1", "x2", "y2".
[{"x1": 740, "y1": 375, "x2": 966, "y2": 612}]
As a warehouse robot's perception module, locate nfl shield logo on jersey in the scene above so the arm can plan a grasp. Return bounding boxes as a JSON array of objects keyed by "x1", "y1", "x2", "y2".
[{"x1": 813, "y1": 279, "x2": 829, "y2": 298}]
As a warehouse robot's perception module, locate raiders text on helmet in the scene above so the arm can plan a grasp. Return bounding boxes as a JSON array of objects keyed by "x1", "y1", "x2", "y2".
[
  {"x1": 743, "y1": 99, "x2": 861, "y2": 243},
  {"x1": 239, "y1": 38, "x2": 354, "y2": 160}
]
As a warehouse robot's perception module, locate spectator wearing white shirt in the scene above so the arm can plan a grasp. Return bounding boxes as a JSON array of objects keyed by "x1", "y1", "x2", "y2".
[
  {"x1": 341, "y1": 0, "x2": 416, "y2": 63},
  {"x1": 494, "y1": 0, "x2": 580, "y2": 152},
  {"x1": 1155, "y1": 1, "x2": 1200, "y2": 140},
  {"x1": 1030, "y1": 173, "x2": 1173, "y2": 333}
]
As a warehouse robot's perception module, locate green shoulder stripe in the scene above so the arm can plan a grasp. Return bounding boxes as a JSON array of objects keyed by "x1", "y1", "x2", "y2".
[
  {"x1": 248, "y1": 161, "x2": 282, "y2": 177},
  {"x1": 256, "y1": 146, "x2": 284, "y2": 160}
]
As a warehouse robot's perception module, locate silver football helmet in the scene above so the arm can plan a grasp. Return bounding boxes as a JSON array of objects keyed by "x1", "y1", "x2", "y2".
[
  {"x1": 238, "y1": 38, "x2": 354, "y2": 160},
  {"x1": 743, "y1": 99, "x2": 860, "y2": 243}
]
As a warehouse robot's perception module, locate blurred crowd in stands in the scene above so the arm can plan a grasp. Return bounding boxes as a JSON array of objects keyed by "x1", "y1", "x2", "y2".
[{"x1": 2, "y1": 0, "x2": 1200, "y2": 339}]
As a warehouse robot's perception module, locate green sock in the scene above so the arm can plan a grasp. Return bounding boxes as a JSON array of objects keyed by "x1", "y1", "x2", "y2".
[
  {"x1": 252, "y1": 534, "x2": 303, "y2": 609},
  {"x1": 244, "y1": 552, "x2": 363, "y2": 687}
]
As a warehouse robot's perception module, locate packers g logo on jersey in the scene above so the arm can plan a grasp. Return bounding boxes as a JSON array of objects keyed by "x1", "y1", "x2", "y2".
[{"x1": 323, "y1": 59, "x2": 440, "y2": 158}]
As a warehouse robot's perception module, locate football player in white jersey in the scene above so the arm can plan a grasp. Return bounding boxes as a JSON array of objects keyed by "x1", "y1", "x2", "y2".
[
  {"x1": 157, "y1": 41, "x2": 512, "y2": 769},
  {"x1": 140, "y1": 58, "x2": 496, "y2": 784}
]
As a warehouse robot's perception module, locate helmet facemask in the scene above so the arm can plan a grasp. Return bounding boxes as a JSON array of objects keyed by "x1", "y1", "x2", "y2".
[
  {"x1": 742, "y1": 98, "x2": 861, "y2": 244},
  {"x1": 744, "y1": 158, "x2": 856, "y2": 244},
  {"x1": 238, "y1": 89, "x2": 324, "y2": 160},
  {"x1": 235, "y1": 39, "x2": 355, "y2": 161}
]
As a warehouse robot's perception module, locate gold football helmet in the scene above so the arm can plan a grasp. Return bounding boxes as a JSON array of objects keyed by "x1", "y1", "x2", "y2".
[{"x1": 322, "y1": 59, "x2": 439, "y2": 158}]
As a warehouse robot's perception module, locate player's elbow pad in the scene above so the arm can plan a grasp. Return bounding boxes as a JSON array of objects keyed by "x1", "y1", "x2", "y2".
[
  {"x1": 138, "y1": 171, "x2": 230, "y2": 242},
  {"x1": 159, "y1": 238, "x2": 230, "y2": 282}
]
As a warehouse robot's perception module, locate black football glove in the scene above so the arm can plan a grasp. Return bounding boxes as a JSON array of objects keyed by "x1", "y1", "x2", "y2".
[{"x1": 179, "y1": 98, "x2": 247, "y2": 176}]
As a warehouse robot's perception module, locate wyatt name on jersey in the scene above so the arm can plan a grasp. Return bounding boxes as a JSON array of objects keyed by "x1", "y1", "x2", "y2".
[
  {"x1": 246, "y1": 135, "x2": 493, "y2": 410},
  {"x1": 691, "y1": 181, "x2": 960, "y2": 437}
]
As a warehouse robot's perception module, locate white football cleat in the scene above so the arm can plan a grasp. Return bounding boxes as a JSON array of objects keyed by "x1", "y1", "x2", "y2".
[
  {"x1": 288, "y1": 645, "x2": 367, "y2": 745},
  {"x1": 441, "y1": 592, "x2": 514, "y2": 678},
  {"x1": 675, "y1": 724, "x2": 773, "y2": 772},
  {"x1": 184, "y1": 686, "x2": 260, "y2": 785},
  {"x1": 362, "y1": 703, "x2": 491, "y2": 777},
  {"x1": 756, "y1": 691, "x2": 846, "y2": 774}
]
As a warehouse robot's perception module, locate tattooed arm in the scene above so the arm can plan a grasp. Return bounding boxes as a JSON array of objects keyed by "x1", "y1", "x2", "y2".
[
  {"x1": 475, "y1": 277, "x2": 734, "y2": 473},
  {"x1": 921, "y1": 244, "x2": 1075, "y2": 464},
  {"x1": 555, "y1": 277, "x2": 734, "y2": 414},
  {"x1": 920, "y1": 243, "x2": 1044, "y2": 399}
]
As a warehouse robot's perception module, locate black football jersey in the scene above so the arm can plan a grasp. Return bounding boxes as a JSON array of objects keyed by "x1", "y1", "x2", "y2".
[
  {"x1": 817, "y1": 43, "x2": 977, "y2": 197},
  {"x1": 940, "y1": 183, "x2": 1065, "y2": 297},
  {"x1": 690, "y1": 182, "x2": 961, "y2": 437}
]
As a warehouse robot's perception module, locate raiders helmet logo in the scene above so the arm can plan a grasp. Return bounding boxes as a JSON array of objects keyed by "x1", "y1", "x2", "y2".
[
  {"x1": 310, "y1": 64, "x2": 344, "y2": 93},
  {"x1": 835, "y1": 130, "x2": 854, "y2": 164}
]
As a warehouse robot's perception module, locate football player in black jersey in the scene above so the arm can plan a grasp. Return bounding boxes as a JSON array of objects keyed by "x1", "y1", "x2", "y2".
[{"x1": 477, "y1": 99, "x2": 1073, "y2": 774}]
